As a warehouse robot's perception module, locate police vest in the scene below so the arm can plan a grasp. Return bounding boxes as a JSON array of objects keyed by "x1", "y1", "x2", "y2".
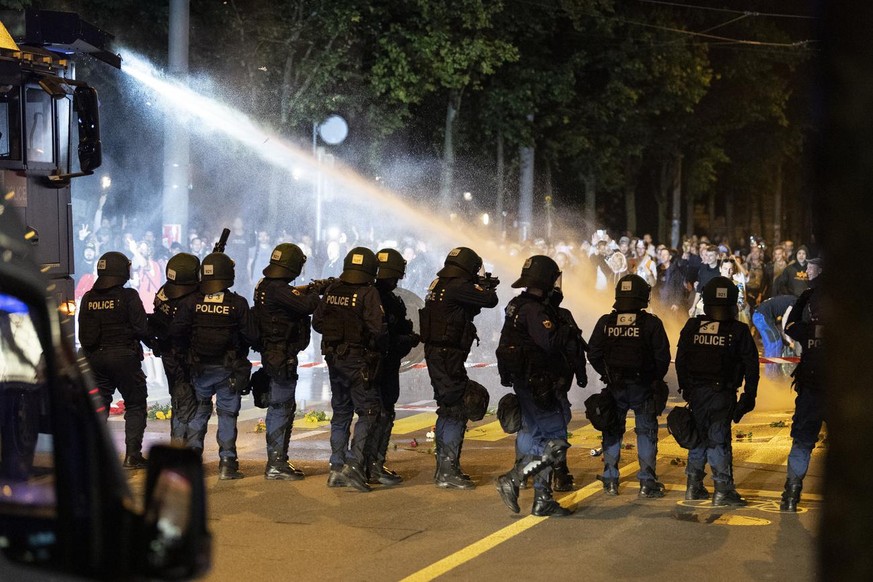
[
  {"x1": 190, "y1": 291, "x2": 239, "y2": 359},
  {"x1": 603, "y1": 311, "x2": 652, "y2": 377},
  {"x1": 380, "y1": 288, "x2": 413, "y2": 359},
  {"x1": 253, "y1": 279, "x2": 310, "y2": 354},
  {"x1": 495, "y1": 293, "x2": 546, "y2": 382},
  {"x1": 81, "y1": 286, "x2": 135, "y2": 351},
  {"x1": 419, "y1": 278, "x2": 473, "y2": 348},
  {"x1": 684, "y1": 319, "x2": 735, "y2": 383},
  {"x1": 795, "y1": 323, "x2": 824, "y2": 386},
  {"x1": 150, "y1": 286, "x2": 192, "y2": 349},
  {"x1": 318, "y1": 282, "x2": 369, "y2": 347}
]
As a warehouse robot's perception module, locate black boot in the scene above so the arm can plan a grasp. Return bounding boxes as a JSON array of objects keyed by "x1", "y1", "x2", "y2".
[
  {"x1": 780, "y1": 479, "x2": 802, "y2": 512},
  {"x1": 369, "y1": 462, "x2": 402, "y2": 485},
  {"x1": 341, "y1": 462, "x2": 372, "y2": 492},
  {"x1": 532, "y1": 486, "x2": 572, "y2": 517},
  {"x1": 597, "y1": 475, "x2": 619, "y2": 496},
  {"x1": 639, "y1": 480, "x2": 666, "y2": 499},
  {"x1": 685, "y1": 472, "x2": 709, "y2": 500},
  {"x1": 218, "y1": 458, "x2": 244, "y2": 480},
  {"x1": 712, "y1": 482, "x2": 747, "y2": 507},
  {"x1": 435, "y1": 455, "x2": 475, "y2": 490},
  {"x1": 552, "y1": 461, "x2": 575, "y2": 492},
  {"x1": 123, "y1": 452, "x2": 148, "y2": 469},
  {"x1": 496, "y1": 461, "x2": 524, "y2": 513},
  {"x1": 265, "y1": 450, "x2": 305, "y2": 481},
  {"x1": 327, "y1": 465, "x2": 348, "y2": 488}
]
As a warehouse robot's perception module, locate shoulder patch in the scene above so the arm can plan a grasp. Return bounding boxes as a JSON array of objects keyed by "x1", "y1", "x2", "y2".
[
  {"x1": 292, "y1": 288, "x2": 301, "y2": 296},
  {"x1": 474, "y1": 284, "x2": 484, "y2": 292},
  {"x1": 543, "y1": 319, "x2": 553, "y2": 329}
]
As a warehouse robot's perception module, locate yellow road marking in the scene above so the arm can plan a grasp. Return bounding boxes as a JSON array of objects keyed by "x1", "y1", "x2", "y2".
[
  {"x1": 392, "y1": 412, "x2": 438, "y2": 435},
  {"x1": 399, "y1": 463, "x2": 640, "y2": 582},
  {"x1": 465, "y1": 421, "x2": 511, "y2": 442}
]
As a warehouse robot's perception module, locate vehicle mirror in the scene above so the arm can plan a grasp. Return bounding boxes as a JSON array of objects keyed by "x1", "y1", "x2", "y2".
[
  {"x1": 142, "y1": 446, "x2": 211, "y2": 579},
  {"x1": 73, "y1": 86, "x2": 101, "y2": 172}
]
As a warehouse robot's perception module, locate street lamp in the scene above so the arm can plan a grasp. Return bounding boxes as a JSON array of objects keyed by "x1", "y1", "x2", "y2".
[{"x1": 313, "y1": 114, "x2": 348, "y2": 243}]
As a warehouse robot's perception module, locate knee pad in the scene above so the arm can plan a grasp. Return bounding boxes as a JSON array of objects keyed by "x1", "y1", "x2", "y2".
[
  {"x1": 196, "y1": 398, "x2": 214, "y2": 413},
  {"x1": 542, "y1": 438, "x2": 570, "y2": 464},
  {"x1": 269, "y1": 400, "x2": 296, "y2": 412},
  {"x1": 217, "y1": 408, "x2": 239, "y2": 419}
]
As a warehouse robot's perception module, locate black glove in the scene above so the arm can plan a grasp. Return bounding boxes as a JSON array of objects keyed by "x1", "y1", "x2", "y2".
[
  {"x1": 733, "y1": 392, "x2": 756, "y2": 423},
  {"x1": 409, "y1": 332, "x2": 421, "y2": 348},
  {"x1": 576, "y1": 371, "x2": 588, "y2": 388}
]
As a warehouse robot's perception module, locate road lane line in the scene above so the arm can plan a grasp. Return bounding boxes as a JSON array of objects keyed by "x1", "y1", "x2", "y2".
[
  {"x1": 400, "y1": 463, "x2": 640, "y2": 582},
  {"x1": 465, "y1": 421, "x2": 511, "y2": 442},
  {"x1": 392, "y1": 412, "x2": 439, "y2": 435}
]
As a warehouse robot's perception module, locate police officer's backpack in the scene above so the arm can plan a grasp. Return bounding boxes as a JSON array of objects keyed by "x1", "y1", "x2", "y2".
[
  {"x1": 496, "y1": 393, "x2": 521, "y2": 434},
  {"x1": 667, "y1": 405, "x2": 702, "y2": 449},
  {"x1": 584, "y1": 391, "x2": 619, "y2": 432}
]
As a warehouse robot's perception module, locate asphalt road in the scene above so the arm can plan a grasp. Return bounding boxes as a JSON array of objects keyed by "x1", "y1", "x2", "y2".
[{"x1": 114, "y1": 367, "x2": 821, "y2": 582}]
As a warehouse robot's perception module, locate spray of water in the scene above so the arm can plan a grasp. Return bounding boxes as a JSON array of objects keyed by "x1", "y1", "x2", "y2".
[{"x1": 119, "y1": 51, "x2": 796, "y2": 404}]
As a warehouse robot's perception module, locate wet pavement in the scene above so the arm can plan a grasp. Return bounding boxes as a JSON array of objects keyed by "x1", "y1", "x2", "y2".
[{"x1": 110, "y1": 366, "x2": 821, "y2": 582}]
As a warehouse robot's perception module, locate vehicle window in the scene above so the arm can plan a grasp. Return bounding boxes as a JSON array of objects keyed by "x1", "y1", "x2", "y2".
[
  {"x1": 0, "y1": 291, "x2": 56, "y2": 514},
  {"x1": 57, "y1": 96, "x2": 71, "y2": 173},
  {"x1": 25, "y1": 88, "x2": 52, "y2": 163},
  {"x1": 0, "y1": 88, "x2": 21, "y2": 160}
]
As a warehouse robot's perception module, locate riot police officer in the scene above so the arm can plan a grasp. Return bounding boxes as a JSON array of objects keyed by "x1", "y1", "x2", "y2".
[
  {"x1": 171, "y1": 252, "x2": 258, "y2": 480},
  {"x1": 495, "y1": 256, "x2": 573, "y2": 516},
  {"x1": 675, "y1": 276, "x2": 759, "y2": 506},
  {"x1": 78, "y1": 251, "x2": 151, "y2": 468},
  {"x1": 149, "y1": 253, "x2": 200, "y2": 446},
  {"x1": 365, "y1": 248, "x2": 420, "y2": 485},
  {"x1": 549, "y1": 285, "x2": 588, "y2": 490},
  {"x1": 587, "y1": 274, "x2": 671, "y2": 497},
  {"x1": 253, "y1": 243, "x2": 319, "y2": 480},
  {"x1": 781, "y1": 258, "x2": 824, "y2": 511},
  {"x1": 420, "y1": 247, "x2": 499, "y2": 489},
  {"x1": 313, "y1": 247, "x2": 386, "y2": 492}
]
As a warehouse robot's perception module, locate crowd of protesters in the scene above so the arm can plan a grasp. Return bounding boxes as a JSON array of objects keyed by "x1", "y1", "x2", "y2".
[{"x1": 74, "y1": 198, "x2": 817, "y2": 361}]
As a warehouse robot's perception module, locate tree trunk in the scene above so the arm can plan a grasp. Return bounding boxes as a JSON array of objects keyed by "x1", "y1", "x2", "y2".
[
  {"x1": 685, "y1": 179, "x2": 695, "y2": 239},
  {"x1": 438, "y1": 90, "x2": 461, "y2": 209},
  {"x1": 583, "y1": 172, "x2": 596, "y2": 226},
  {"x1": 518, "y1": 116, "x2": 535, "y2": 242},
  {"x1": 725, "y1": 190, "x2": 734, "y2": 244},
  {"x1": 670, "y1": 153, "x2": 683, "y2": 248},
  {"x1": 707, "y1": 190, "x2": 716, "y2": 232},
  {"x1": 624, "y1": 159, "x2": 637, "y2": 235},
  {"x1": 773, "y1": 159, "x2": 783, "y2": 244},
  {"x1": 543, "y1": 161, "x2": 553, "y2": 244},
  {"x1": 496, "y1": 131, "x2": 505, "y2": 238},
  {"x1": 655, "y1": 160, "x2": 669, "y2": 245}
]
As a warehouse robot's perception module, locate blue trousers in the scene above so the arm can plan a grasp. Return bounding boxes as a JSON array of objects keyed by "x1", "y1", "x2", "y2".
[
  {"x1": 266, "y1": 375, "x2": 297, "y2": 455},
  {"x1": 190, "y1": 365, "x2": 240, "y2": 461},
  {"x1": 602, "y1": 381, "x2": 659, "y2": 482},
  {"x1": 787, "y1": 385, "x2": 825, "y2": 482},
  {"x1": 515, "y1": 383, "x2": 567, "y2": 490},
  {"x1": 327, "y1": 350, "x2": 381, "y2": 469},
  {"x1": 686, "y1": 386, "x2": 735, "y2": 485}
]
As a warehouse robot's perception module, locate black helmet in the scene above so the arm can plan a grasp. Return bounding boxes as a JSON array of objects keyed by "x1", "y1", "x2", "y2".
[
  {"x1": 339, "y1": 247, "x2": 378, "y2": 284},
  {"x1": 613, "y1": 274, "x2": 650, "y2": 311},
  {"x1": 200, "y1": 252, "x2": 235, "y2": 294},
  {"x1": 463, "y1": 380, "x2": 490, "y2": 422},
  {"x1": 93, "y1": 251, "x2": 131, "y2": 290},
  {"x1": 437, "y1": 247, "x2": 482, "y2": 278},
  {"x1": 164, "y1": 253, "x2": 200, "y2": 299},
  {"x1": 376, "y1": 248, "x2": 407, "y2": 280},
  {"x1": 702, "y1": 276, "x2": 739, "y2": 321},
  {"x1": 496, "y1": 393, "x2": 521, "y2": 434},
  {"x1": 511, "y1": 255, "x2": 560, "y2": 290},
  {"x1": 263, "y1": 243, "x2": 306, "y2": 279}
]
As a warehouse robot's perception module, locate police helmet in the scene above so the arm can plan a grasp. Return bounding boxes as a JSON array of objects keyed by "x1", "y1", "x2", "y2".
[
  {"x1": 93, "y1": 251, "x2": 131, "y2": 290},
  {"x1": 200, "y1": 252, "x2": 235, "y2": 295},
  {"x1": 339, "y1": 247, "x2": 378, "y2": 284},
  {"x1": 496, "y1": 393, "x2": 521, "y2": 434},
  {"x1": 437, "y1": 247, "x2": 482, "y2": 278},
  {"x1": 701, "y1": 276, "x2": 739, "y2": 321},
  {"x1": 263, "y1": 243, "x2": 306, "y2": 279},
  {"x1": 164, "y1": 253, "x2": 200, "y2": 299},
  {"x1": 376, "y1": 248, "x2": 407, "y2": 280},
  {"x1": 613, "y1": 274, "x2": 651, "y2": 311},
  {"x1": 463, "y1": 380, "x2": 490, "y2": 422},
  {"x1": 511, "y1": 255, "x2": 561, "y2": 291}
]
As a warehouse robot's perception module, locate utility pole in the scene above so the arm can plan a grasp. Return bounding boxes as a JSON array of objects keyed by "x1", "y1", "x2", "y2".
[{"x1": 162, "y1": 0, "x2": 190, "y2": 247}]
